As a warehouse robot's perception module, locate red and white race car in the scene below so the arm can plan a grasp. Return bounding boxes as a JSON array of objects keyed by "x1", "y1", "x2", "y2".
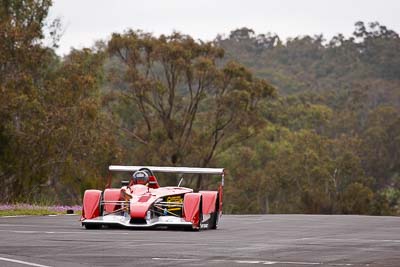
[{"x1": 81, "y1": 165, "x2": 224, "y2": 230}]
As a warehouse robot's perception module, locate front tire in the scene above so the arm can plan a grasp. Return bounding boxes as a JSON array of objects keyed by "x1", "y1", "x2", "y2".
[
  {"x1": 194, "y1": 197, "x2": 203, "y2": 231},
  {"x1": 83, "y1": 223, "x2": 102, "y2": 230}
]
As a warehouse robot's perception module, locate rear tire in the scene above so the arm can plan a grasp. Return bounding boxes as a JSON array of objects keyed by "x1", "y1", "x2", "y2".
[{"x1": 210, "y1": 211, "x2": 218, "y2": 229}]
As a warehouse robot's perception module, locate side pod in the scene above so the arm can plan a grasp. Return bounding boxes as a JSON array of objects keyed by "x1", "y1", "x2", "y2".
[
  {"x1": 103, "y1": 188, "x2": 121, "y2": 213},
  {"x1": 82, "y1": 189, "x2": 102, "y2": 220},
  {"x1": 199, "y1": 191, "x2": 218, "y2": 214},
  {"x1": 183, "y1": 193, "x2": 202, "y2": 228}
]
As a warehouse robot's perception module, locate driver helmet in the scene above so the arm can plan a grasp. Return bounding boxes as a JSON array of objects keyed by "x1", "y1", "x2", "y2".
[{"x1": 132, "y1": 170, "x2": 149, "y2": 185}]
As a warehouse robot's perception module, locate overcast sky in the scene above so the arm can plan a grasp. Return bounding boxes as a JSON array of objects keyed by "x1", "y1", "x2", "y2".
[{"x1": 49, "y1": 0, "x2": 400, "y2": 55}]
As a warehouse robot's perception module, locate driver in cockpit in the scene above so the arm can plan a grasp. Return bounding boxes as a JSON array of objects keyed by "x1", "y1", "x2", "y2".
[
  {"x1": 131, "y1": 170, "x2": 149, "y2": 186},
  {"x1": 121, "y1": 170, "x2": 149, "y2": 200}
]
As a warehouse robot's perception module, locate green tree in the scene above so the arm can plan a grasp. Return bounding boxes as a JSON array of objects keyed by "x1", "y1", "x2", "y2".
[
  {"x1": 0, "y1": 1, "x2": 118, "y2": 203},
  {"x1": 0, "y1": 0, "x2": 56, "y2": 201},
  {"x1": 107, "y1": 30, "x2": 276, "y2": 188}
]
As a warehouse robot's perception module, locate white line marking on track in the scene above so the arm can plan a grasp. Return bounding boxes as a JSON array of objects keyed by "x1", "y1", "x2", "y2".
[
  {"x1": 0, "y1": 229, "x2": 131, "y2": 235},
  {"x1": 152, "y1": 257, "x2": 197, "y2": 261},
  {"x1": 235, "y1": 260, "x2": 267, "y2": 264},
  {"x1": 0, "y1": 257, "x2": 51, "y2": 267},
  {"x1": 0, "y1": 224, "x2": 35, "y2": 227},
  {"x1": 0, "y1": 216, "x2": 27, "y2": 218},
  {"x1": 203, "y1": 259, "x2": 356, "y2": 266},
  {"x1": 153, "y1": 258, "x2": 355, "y2": 266},
  {"x1": 233, "y1": 260, "x2": 356, "y2": 266},
  {"x1": 234, "y1": 260, "x2": 322, "y2": 265},
  {"x1": 9, "y1": 230, "x2": 38, "y2": 234},
  {"x1": 232, "y1": 260, "x2": 355, "y2": 266},
  {"x1": 297, "y1": 237, "x2": 400, "y2": 243}
]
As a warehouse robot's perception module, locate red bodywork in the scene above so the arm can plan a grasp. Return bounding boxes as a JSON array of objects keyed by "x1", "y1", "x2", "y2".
[
  {"x1": 82, "y1": 190, "x2": 101, "y2": 219},
  {"x1": 81, "y1": 165, "x2": 224, "y2": 230},
  {"x1": 183, "y1": 193, "x2": 202, "y2": 226},
  {"x1": 127, "y1": 185, "x2": 192, "y2": 219},
  {"x1": 103, "y1": 188, "x2": 120, "y2": 213},
  {"x1": 199, "y1": 191, "x2": 218, "y2": 214}
]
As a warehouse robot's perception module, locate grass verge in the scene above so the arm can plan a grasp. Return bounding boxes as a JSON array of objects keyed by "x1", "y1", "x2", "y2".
[{"x1": 0, "y1": 204, "x2": 82, "y2": 216}]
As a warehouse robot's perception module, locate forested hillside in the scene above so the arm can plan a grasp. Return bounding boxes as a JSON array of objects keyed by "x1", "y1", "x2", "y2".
[
  {"x1": 218, "y1": 24, "x2": 400, "y2": 214},
  {"x1": 1, "y1": 1, "x2": 399, "y2": 215}
]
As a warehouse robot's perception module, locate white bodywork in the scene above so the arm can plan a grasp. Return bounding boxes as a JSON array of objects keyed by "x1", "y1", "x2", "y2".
[
  {"x1": 83, "y1": 215, "x2": 193, "y2": 228},
  {"x1": 109, "y1": 165, "x2": 224, "y2": 175}
]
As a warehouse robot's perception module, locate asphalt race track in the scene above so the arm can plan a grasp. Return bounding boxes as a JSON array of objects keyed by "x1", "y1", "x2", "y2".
[{"x1": 0, "y1": 215, "x2": 399, "y2": 267}]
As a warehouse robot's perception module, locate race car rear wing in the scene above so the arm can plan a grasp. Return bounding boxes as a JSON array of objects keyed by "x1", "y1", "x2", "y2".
[
  {"x1": 109, "y1": 165, "x2": 225, "y2": 186},
  {"x1": 109, "y1": 165, "x2": 224, "y2": 175}
]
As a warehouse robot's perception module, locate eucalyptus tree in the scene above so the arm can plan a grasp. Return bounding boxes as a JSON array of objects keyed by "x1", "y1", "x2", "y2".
[{"x1": 107, "y1": 30, "x2": 276, "y2": 188}]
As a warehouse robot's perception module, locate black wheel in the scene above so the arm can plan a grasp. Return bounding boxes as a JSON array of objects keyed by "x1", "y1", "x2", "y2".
[
  {"x1": 84, "y1": 224, "x2": 102, "y2": 230},
  {"x1": 210, "y1": 196, "x2": 219, "y2": 229},
  {"x1": 195, "y1": 197, "x2": 203, "y2": 231},
  {"x1": 210, "y1": 212, "x2": 219, "y2": 229},
  {"x1": 99, "y1": 191, "x2": 104, "y2": 216}
]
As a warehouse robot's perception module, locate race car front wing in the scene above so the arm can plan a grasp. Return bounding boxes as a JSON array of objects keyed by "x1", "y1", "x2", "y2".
[{"x1": 82, "y1": 214, "x2": 195, "y2": 229}]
